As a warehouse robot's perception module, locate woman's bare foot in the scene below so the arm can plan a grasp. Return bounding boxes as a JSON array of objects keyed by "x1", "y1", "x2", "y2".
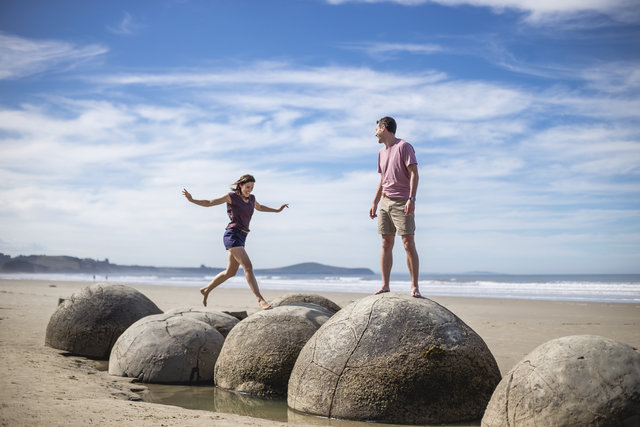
[
  {"x1": 258, "y1": 299, "x2": 272, "y2": 310},
  {"x1": 200, "y1": 287, "x2": 210, "y2": 307},
  {"x1": 374, "y1": 287, "x2": 390, "y2": 295},
  {"x1": 412, "y1": 287, "x2": 422, "y2": 298}
]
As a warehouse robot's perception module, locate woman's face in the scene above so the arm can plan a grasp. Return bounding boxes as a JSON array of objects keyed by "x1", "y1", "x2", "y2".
[{"x1": 240, "y1": 182, "x2": 254, "y2": 198}]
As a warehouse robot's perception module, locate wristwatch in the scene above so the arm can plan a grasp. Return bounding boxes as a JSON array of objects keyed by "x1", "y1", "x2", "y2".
[{"x1": 409, "y1": 197, "x2": 416, "y2": 202}]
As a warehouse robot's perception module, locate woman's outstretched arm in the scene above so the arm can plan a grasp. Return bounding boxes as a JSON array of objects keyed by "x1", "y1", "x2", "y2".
[
  {"x1": 254, "y1": 200, "x2": 289, "y2": 213},
  {"x1": 183, "y1": 188, "x2": 231, "y2": 207}
]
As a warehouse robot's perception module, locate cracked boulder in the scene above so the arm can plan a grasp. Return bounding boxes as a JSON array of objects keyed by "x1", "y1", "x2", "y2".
[
  {"x1": 482, "y1": 335, "x2": 640, "y2": 427},
  {"x1": 45, "y1": 283, "x2": 162, "y2": 359},
  {"x1": 214, "y1": 303, "x2": 334, "y2": 397},
  {"x1": 108, "y1": 312, "x2": 225, "y2": 384},
  {"x1": 270, "y1": 293, "x2": 342, "y2": 314},
  {"x1": 164, "y1": 307, "x2": 239, "y2": 337},
  {"x1": 287, "y1": 292, "x2": 501, "y2": 425}
]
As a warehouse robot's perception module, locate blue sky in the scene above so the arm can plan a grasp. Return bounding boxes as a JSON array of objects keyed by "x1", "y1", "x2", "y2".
[{"x1": 1, "y1": 0, "x2": 639, "y2": 274}]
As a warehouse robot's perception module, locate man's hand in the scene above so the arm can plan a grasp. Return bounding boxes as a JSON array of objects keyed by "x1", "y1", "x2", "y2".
[
  {"x1": 404, "y1": 199, "x2": 415, "y2": 216},
  {"x1": 369, "y1": 203, "x2": 378, "y2": 219}
]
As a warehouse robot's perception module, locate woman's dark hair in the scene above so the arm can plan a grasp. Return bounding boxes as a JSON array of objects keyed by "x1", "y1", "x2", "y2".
[
  {"x1": 231, "y1": 174, "x2": 255, "y2": 193},
  {"x1": 377, "y1": 116, "x2": 397, "y2": 134}
]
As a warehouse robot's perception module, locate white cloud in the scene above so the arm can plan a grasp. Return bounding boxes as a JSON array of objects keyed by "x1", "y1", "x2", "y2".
[
  {"x1": 325, "y1": 0, "x2": 640, "y2": 24},
  {"x1": 0, "y1": 33, "x2": 107, "y2": 80},
  {"x1": 580, "y1": 62, "x2": 640, "y2": 94},
  {"x1": 343, "y1": 42, "x2": 444, "y2": 57},
  {"x1": 2, "y1": 58, "x2": 639, "y2": 272},
  {"x1": 96, "y1": 62, "x2": 447, "y2": 91},
  {"x1": 107, "y1": 12, "x2": 142, "y2": 36}
]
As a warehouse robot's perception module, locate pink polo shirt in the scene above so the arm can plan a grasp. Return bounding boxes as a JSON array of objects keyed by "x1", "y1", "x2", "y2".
[{"x1": 377, "y1": 139, "x2": 417, "y2": 199}]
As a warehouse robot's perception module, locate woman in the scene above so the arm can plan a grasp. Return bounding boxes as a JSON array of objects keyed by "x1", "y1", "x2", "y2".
[{"x1": 182, "y1": 174, "x2": 288, "y2": 309}]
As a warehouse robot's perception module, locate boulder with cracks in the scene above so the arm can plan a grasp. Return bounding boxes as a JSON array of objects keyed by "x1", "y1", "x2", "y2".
[
  {"x1": 45, "y1": 283, "x2": 162, "y2": 359},
  {"x1": 108, "y1": 313, "x2": 225, "y2": 384},
  {"x1": 164, "y1": 307, "x2": 239, "y2": 337},
  {"x1": 214, "y1": 303, "x2": 334, "y2": 397},
  {"x1": 269, "y1": 293, "x2": 341, "y2": 314},
  {"x1": 287, "y1": 292, "x2": 501, "y2": 425},
  {"x1": 482, "y1": 335, "x2": 640, "y2": 427}
]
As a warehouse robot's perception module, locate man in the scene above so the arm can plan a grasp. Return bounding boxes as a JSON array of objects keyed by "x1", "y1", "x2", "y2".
[{"x1": 369, "y1": 116, "x2": 421, "y2": 297}]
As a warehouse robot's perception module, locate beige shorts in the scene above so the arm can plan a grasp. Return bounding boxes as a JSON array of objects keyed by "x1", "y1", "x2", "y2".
[{"x1": 378, "y1": 196, "x2": 415, "y2": 236}]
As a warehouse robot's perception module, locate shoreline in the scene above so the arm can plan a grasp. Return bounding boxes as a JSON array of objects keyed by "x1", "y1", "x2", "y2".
[
  {"x1": 2, "y1": 272, "x2": 638, "y2": 304},
  {"x1": 1, "y1": 279, "x2": 639, "y2": 426}
]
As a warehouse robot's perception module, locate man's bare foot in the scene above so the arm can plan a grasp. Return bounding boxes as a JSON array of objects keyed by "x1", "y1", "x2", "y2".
[
  {"x1": 200, "y1": 287, "x2": 210, "y2": 307},
  {"x1": 258, "y1": 299, "x2": 272, "y2": 310},
  {"x1": 412, "y1": 288, "x2": 422, "y2": 298},
  {"x1": 374, "y1": 287, "x2": 390, "y2": 295}
]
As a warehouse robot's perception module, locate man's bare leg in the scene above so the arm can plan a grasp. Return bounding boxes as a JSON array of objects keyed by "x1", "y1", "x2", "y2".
[
  {"x1": 229, "y1": 247, "x2": 271, "y2": 309},
  {"x1": 375, "y1": 234, "x2": 395, "y2": 294},
  {"x1": 200, "y1": 252, "x2": 239, "y2": 306},
  {"x1": 402, "y1": 234, "x2": 421, "y2": 297}
]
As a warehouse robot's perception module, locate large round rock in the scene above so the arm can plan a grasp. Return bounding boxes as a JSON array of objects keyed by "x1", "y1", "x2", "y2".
[
  {"x1": 482, "y1": 335, "x2": 640, "y2": 426},
  {"x1": 288, "y1": 293, "x2": 501, "y2": 424},
  {"x1": 270, "y1": 293, "x2": 341, "y2": 314},
  {"x1": 45, "y1": 283, "x2": 162, "y2": 359},
  {"x1": 214, "y1": 304, "x2": 333, "y2": 397},
  {"x1": 164, "y1": 307, "x2": 239, "y2": 337},
  {"x1": 109, "y1": 313, "x2": 225, "y2": 384}
]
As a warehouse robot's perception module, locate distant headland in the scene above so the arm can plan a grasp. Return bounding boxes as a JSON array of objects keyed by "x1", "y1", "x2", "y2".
[{"x1": 0, "y1": 253, "x2": 374, "y2": 276}]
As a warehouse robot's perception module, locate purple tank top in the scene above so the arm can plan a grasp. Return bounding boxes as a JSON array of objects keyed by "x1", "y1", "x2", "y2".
[{"x1": 226, "y1": 192, "x2": 255, "y2": 232}]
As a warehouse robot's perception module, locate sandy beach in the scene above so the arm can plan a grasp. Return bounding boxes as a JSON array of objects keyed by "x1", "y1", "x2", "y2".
[{"x1": 1, "y1": 278, "x2": 638, "y2": 426}]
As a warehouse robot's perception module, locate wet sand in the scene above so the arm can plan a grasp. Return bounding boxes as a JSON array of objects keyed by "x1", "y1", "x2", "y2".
[{"x1": 1, "y1": 279, "x2": 638, "y2": 426}]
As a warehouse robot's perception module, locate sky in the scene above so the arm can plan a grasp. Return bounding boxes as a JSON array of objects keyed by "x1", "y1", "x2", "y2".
[{"x1": 1, "y1": 0, "x2": 639, "y2": 275}]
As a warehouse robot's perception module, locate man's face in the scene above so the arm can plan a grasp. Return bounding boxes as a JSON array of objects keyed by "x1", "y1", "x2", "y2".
[{"x1": 375, "y1": 122, "x2": 385, "y2": 142}]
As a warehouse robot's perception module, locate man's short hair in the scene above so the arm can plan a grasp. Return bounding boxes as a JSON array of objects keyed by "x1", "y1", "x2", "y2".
[{"x1": 377, "y1": 116, "x2": 397, "y2": 134}]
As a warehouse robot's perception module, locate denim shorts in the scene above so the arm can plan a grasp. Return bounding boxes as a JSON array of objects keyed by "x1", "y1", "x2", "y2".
[{"x1": 223, "y1": 227, "x2": 248, "y2": 249}]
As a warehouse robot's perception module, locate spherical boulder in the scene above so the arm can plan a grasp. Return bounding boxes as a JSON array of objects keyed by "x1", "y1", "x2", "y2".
[
  {"x1": 164, "y1": 307, "x2": 239, "y2": 337},
  {"x1": 270, "y1": 293, "x2": 341, "y2": 314},
  {"x1": 288, "y1": 292, "x2": 501, "y2": 425},
  {"x1": 109, "y1": 312, "x2": 225, "y2": 384},
  {"x1": 214, "y1": 303, "x2": 334, "y2": 397},
  {"x1": 482, "y1": 335, "x2": 640, "y2": 427},
  {"x1": 45, "y1": 283, "x2": 162, "y2": 359}
]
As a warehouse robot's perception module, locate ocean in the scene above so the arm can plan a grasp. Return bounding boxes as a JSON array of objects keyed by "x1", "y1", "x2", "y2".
[{"x1": 2, "y1": 272, "x2": 639, "y2": 303}]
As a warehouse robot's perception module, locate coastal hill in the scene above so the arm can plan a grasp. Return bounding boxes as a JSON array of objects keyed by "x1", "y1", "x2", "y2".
[{"x1": 0, "y1": 253, "x2": 374, "y2": 276}]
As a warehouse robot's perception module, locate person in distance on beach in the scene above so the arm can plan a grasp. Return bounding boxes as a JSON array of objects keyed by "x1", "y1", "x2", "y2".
[
  {"x1": 369, "y1": 116, "x2": 421, "y2": 298},
  {"x1": 182, "y1": 174, "x2": 288, "y2": 310}
]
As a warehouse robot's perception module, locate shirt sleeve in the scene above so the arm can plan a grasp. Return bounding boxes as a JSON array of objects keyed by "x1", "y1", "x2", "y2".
[{"x1": 403, "y1": 142, "x2": 417, "y2": 167}]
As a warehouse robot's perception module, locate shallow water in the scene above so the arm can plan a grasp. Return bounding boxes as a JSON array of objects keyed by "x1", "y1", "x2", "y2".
[
  {"x1": 5, "y1": 272, "x2": 640, "y2": 303},
  {"x1": 141, "y1": 383, "x2": 481, "y2": 426}
]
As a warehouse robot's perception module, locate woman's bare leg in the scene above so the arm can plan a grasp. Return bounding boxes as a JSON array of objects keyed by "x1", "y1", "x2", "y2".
[
  {"x1": 200, "y1": 252, "x2": 239, "y2": 307},
  {"x1": 228, "y1": 246, "x2": 271, "y2": 309}
]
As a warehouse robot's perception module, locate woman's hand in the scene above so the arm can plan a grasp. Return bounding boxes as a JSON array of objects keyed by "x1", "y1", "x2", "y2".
[
  {"x1": 277, "y1": 204, "x2": 289, "y2": 213},
  {"x1": 182, "y1": 188, "x2": 193, "y2": 201}
]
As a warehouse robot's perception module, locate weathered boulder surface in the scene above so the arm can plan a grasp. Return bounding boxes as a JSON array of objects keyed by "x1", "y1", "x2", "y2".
[
  {"x1": 164, "y1": 307, "x2": 239, "y2": 337},
  {"x1": 214, "y1": 303, "x2": 333, "y2": 397},
  {"x1": 109, "y1": 312, "x2": 225, "y2": 384},
  {"x1": 482, "y1": 335, "x2": 640, "y2": 427},
  {"x1": 45, "y1": 283, "x2": 162, "y2": 359},
  {"x1": 270, "y1": 293, "x2": 341, "y2": 314},
  {"x1": 288, "y1": 292, "x2": 501, "y2": 425}
]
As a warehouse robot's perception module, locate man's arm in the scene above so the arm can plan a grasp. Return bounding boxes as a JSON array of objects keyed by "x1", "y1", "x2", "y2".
[
  {"x1": 405, "y1": 164, "x2": 418, "y2": 216},
  {"x1": 370, "y1": 177, "x2": 383, "y2": 219}
]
